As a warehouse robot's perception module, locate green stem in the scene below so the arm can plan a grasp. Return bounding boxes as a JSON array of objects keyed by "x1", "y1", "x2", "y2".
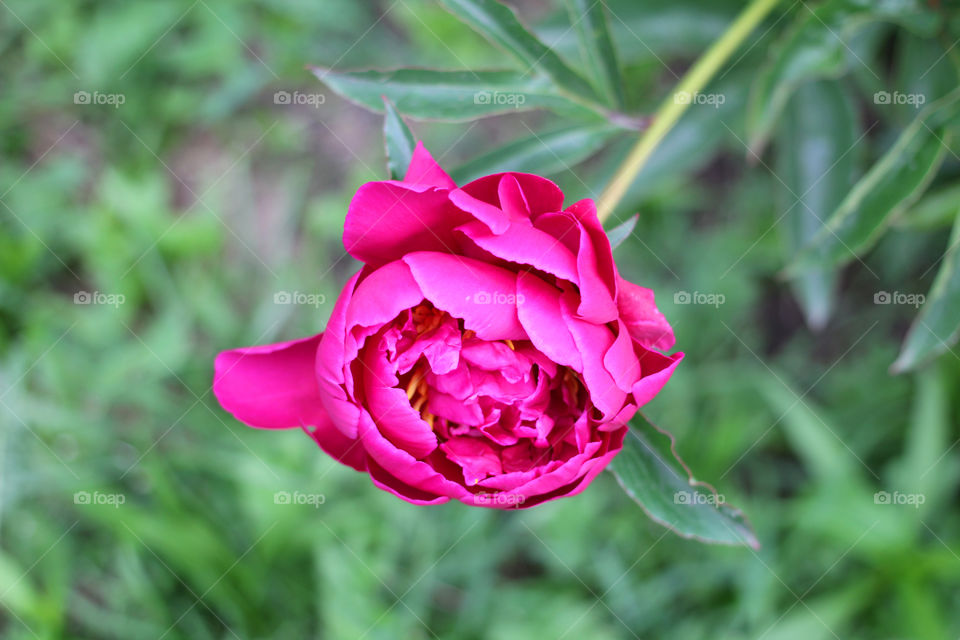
[{"x1": 596, "y1": 0, "x2": 781, "y2": 222}]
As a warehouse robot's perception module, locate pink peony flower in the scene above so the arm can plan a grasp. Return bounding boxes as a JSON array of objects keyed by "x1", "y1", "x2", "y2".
[{"x1": 213, "y1": 143, "x2": 682, "y2": 508}]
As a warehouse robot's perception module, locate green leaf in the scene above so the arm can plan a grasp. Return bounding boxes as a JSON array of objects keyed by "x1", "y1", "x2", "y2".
[
  {"x1": 775, "y1": 79, "x2": 857, "y2": 330},
  {"x1": 565, "y1": 0, "x2": 624, "y2": 109},
  {"x1": 605, "y1": 214, "x2": 638, "y2": 251},
  {"x1": 449, "y1": 123, "x2": 618, "y2": 183},
  {"x1": 608, "y1": 414, "x2": 759, "y2": 548},
  {"x1": 438, "y1": 0, "x2": 599, "y2": 101},
  {"x1": 790, "y1": 88, "x2": 960, "y2": 272},
  {"x1": 747, "y1": 0, "x2": 942, "y2": 153},
  {"x1": 382, "y1": 97, "x2": 416, "y2": 181},
  {"x1": 892, "y1": 214, "x2": 960, "y2": 372},
  {"x1": 312, "y1": 67, "x2": 604, "y2": 122},
  {"x1": 895, "y1": 182, "x2": 960, "y2": 230}
]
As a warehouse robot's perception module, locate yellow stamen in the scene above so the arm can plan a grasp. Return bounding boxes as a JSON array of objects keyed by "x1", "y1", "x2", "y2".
[
  {"x1": 503, "y1": 339, "x2": 516, "y2": 351},
  {"x1": 423, "y1": 411, "x2": 436, "y2": 431},
  {"x1": 411, "y1": 395, "x2": 427, "y2": 412},
  {"x1": 462, "y1": 329, "x2": 476, "y2": 340},
  {"x1": 405, "y1": 369, "x2": 426, "y2": 399}
]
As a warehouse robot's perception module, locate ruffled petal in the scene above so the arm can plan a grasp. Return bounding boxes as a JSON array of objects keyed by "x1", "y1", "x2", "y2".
[
  {"x1": 460, "y1": 172, "x2": 564, "y2": 217},
  {"x1": 449, "y1": 188, "x2": 510, "y2": 234},
  {"x1": 515, "y1": 272, "x2": 582, "y2": 371},
  {"x1": 361, "y1": 341, "x2": 439, "y2": 459},
  {"x1": 617, "y1": 276, "x2": 676, "y2": 351},
  {"x1": 402, "y1": 251, "x2": 526, "y2": 340},
  {"x1": 358, "y1": 410, "x2": 471, "y2": 500}
]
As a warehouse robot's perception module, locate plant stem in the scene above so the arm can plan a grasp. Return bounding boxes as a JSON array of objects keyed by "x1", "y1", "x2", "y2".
[{"x1": 596, "y1": 0, "x2": 781, "y2": 223}]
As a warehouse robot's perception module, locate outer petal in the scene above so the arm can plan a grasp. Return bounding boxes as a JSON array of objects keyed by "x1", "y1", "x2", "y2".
[
  {"x1": 214, "y1": 334, "x2": 365, "y2": 471},
  {"x1": 343, "y1": 181, "x2": 467, "y2": 266},
  {"x1": 402, "y1": 252, "x2": 526, "y2": 340},
  {"x1": 617, "y1": 276, "x2": 676, "y2": 351},
  {"x1": 214, "y1": 334, "x2": 326, "y2": 430},
  {"x1": 404, "y1": 141, "x2": 457, "y2": 189},
  {"x1": 565, "y1": 199, "x2": 618, "y2": 323},
  {"x1": 632, "y1": 349, "x2": 684, "y2": 407},
  {"x1": 301, "y1": 424, "x2": 366, "y2": 472},
  {"x1": 317, "y1": 272, "x2": 364, "y2": 439}
]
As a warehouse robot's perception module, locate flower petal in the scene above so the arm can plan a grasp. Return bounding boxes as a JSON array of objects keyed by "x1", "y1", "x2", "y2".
[
  {"x1": 402, "y1": 251, "x2": 526, "y2": 340},
  {"x1": 632, "y1": 349, "x2": 684, "y2": 407},
  {"x1": 404, "y1": 141, "x2": 457, "y2": 189},
  {"x1": 214, "y1": 333, "x2": 326, "y2": 430},
  {"x1": 343, "y1": 181, "x2": 467, "y2": 266},
  {"x1": 460, "y1": 172, "x2": 564, "y2": 216},
  {"x1": 516, "y1": 272, "x2": 582, "y2": 371},
  {"x1": 617, "y1": 276, "x2": 676, "y2": 351}
]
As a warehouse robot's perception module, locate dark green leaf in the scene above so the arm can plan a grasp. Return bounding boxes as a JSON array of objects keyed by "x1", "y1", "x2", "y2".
[
  {"x1": 747, "y1": 0, "x2": 942, "y2": 153},
  {"x1": 608, "y1": 414, "x2": 759, "y2": 548},
  {"x1": 438, "y1": 0, "x2": 599, "y2": 101},
  {"x1": 565, "y1": 0, "x2": 625, "y2": 109},
  {"x1": 382, "y1": 97, "x2": 416, "y2": 181},
  {"x1": 776, "y1": 79, "x2": 857, "y2": 330},
  {"x1": 605, "y1": 214, "x2": 638, "y2": 250},
  {"x1": 893, "y1": 214, "x2": 960, "y2": 372},
  {"x1": 449, "y1": 123, "x2": 618, "y2": 183},
  {"x1": 790, "y1": 88, "x2": 960, "y2": 272},
  {"x1": 312, "y1": 67, "x2": 604, "y2": 122}
]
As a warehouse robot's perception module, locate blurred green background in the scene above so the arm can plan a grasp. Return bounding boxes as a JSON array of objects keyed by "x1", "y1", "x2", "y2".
[{"x1": 2, "y1": 0, "x2": 959, "y2": 638}]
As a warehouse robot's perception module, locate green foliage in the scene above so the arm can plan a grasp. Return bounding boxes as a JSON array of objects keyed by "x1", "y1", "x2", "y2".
[{"x1": 3, "y1": 0, "x2": 960, "y2": 638}]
